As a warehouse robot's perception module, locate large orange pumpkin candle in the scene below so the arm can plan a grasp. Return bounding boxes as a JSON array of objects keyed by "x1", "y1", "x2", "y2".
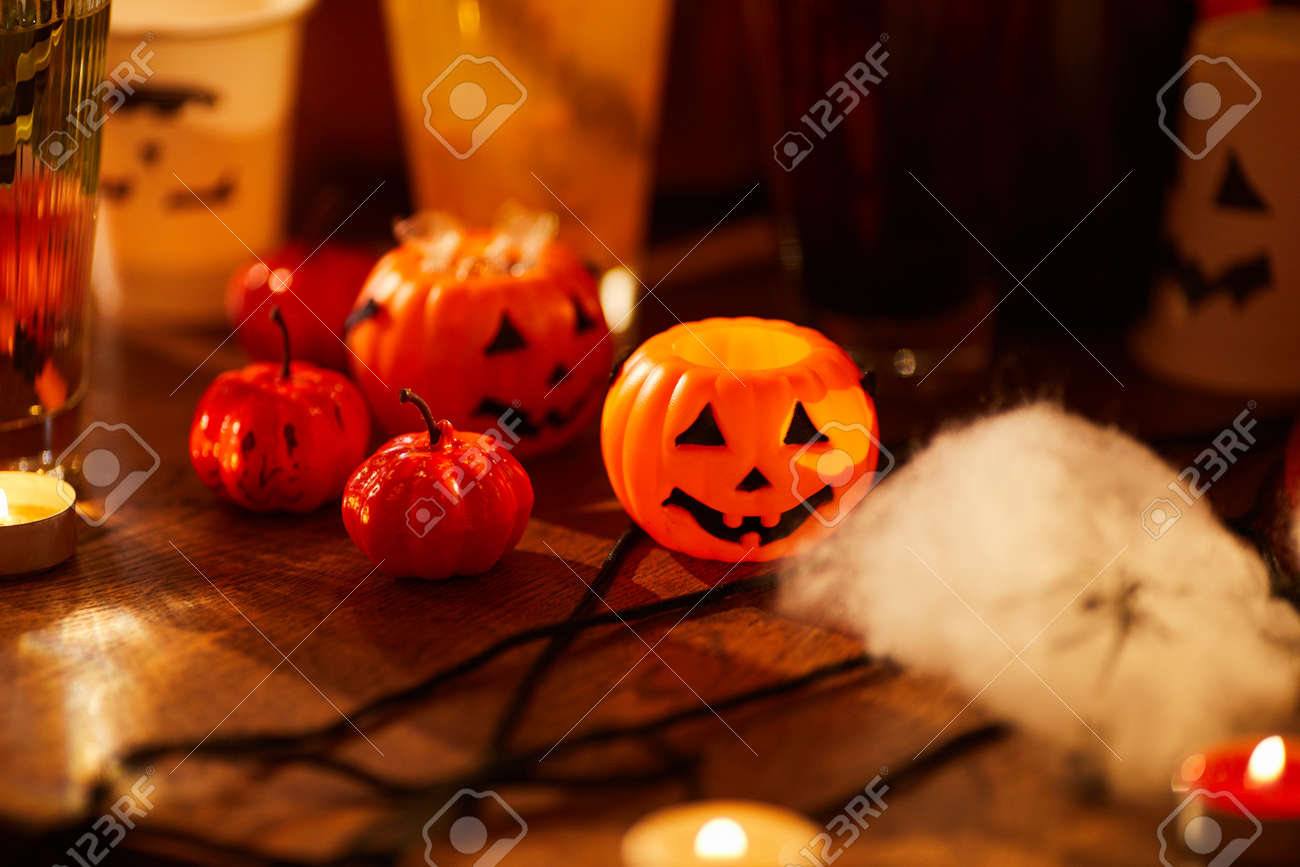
[{"x1": 602, "y1": 317, "x2": 881, "y2": 562}]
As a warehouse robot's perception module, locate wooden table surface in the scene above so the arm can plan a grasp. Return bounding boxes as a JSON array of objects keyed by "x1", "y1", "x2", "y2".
[{"x1": 4, "y1": 266, "x2": 1294, "y2": 867}]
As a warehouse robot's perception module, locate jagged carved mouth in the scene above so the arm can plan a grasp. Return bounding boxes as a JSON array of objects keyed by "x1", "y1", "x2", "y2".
[
  {"x1": 662, "y1": 484, "x2": 834, "y2": 546},
  {"x1": 473, "y1": 393, "x2": 593, "y2": 438},
  {"x1": 1159, "y1": 242, "x2": 1272, "y2": 308}
]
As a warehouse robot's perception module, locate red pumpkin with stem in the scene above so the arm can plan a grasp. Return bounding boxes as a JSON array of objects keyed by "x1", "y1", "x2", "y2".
[
  {"x1": 342, "y1": 388, "x2": 533, "y2": 580},
  {"x1": 190, "y1": 307, "x2": 372, "y2": 512}
]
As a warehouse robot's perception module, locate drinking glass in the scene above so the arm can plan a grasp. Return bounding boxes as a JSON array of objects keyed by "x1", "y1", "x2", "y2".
[
  {"x1": 741, "y1": 0, "x2": 1182, "y2": 396},
  {"x1": 1, "y1": 0, "x2": 110, "y2": 468},
  {"x1": 381, "y1": 0, "x2": 672, "y2": 268}
]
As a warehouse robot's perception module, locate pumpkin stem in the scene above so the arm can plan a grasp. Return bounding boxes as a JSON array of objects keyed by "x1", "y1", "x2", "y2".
[
  {"x1": 270, "y1": 306, "x2": 292, "y2": 379},
  {"x1": 400, "y1": 388, "x2": 443, "y2": 446},
  {"x1": 860, "y1": 369, "x2": 877, "y2": 398}
]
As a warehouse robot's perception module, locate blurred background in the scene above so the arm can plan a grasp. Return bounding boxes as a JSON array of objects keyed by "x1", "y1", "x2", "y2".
[
  {"x1": 275, "y1": 0, "x2": 1181, "y2": 329},
  {"x1": 94, "y1": 0, "x2": 1300, "y2": 398},
  {"x1": 262, "y1": 0, "x2": 1294, "y2": 439},
  {"x1": 27, "y1": 0, "x2": 1296, "y2": 442},
  {"x1": 95, "y1": 0, "x2": 1191, "y2": 332}
]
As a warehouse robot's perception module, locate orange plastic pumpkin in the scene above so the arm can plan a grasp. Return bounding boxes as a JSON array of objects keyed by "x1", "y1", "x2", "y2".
[
  {"x1": 602, "y1": 317, "x2": 880, "y2": 562},
  {"x1": 344, "y1": 211, "x2": 611, "y2": 458}
]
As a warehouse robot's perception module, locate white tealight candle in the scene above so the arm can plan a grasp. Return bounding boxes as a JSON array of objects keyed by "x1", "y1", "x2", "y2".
[
  {"x1": 0, "y1": 471, "x2": 77, "y2": 575},
  {"x1": 622, "y1": 800, "x2": 821, "y2": 867}
]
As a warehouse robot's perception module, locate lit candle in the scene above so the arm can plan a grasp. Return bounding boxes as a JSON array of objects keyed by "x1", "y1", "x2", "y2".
[
  {"x1": 622, "y1": 800, "x2": 821, "y2": 867},
  {"x1": 1166, "y1": 735, "x2": 1300, "y2": 864},
  {"x1": 0, "y1": 471, "x2": 77, "y2": 575}
]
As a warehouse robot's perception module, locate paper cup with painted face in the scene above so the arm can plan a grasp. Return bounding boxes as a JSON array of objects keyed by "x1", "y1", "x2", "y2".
[
  {"x1": 93, "y1": 0, "x2": 316, "y2": 327},
  {"x1": 1135, "y1": 11, "x2": 1300, "y2": 394}
]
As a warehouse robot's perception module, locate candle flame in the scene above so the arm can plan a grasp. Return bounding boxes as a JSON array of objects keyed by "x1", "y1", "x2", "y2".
[
  {"x1": 0, "y1": 488, "x2": 8, "y2": 522},
  {"x1": 1246, "y1": 735, "x2": 1286, "y2": 787},
  {"x1": 694, "y1": 817, "x2": 748, "y2": 859}
]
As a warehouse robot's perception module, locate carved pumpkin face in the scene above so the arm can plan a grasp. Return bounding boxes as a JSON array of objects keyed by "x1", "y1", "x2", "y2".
[
  {"x1": 344, "y1": 212, "x2": 611, "y2": 457},
  {"x1": 603, "y1": 317, "x2": 881, "y2": 562}
]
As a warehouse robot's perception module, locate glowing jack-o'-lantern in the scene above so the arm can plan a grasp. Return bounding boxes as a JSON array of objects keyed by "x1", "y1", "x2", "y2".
[
  {"x1": 602, "y1": 317, "x2": 881, "y2": 562},
  {"x1": 345, "y1": 209, "x2": 611, "y2": 457}
]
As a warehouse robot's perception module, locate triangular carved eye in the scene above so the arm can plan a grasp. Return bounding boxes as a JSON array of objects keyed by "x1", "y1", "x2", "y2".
[
  {"x1": 1216, "y1": 151, "x2": 1268, "y2": 212},
  {"x1": 573, "y1": 297, "x2": 597, "y2": 333},
  {"x1": 675, "y1": 404, "x2": 726, "y2": 447},
  {"x1": 784, "y1": 402, "x2": 828, "y2": 445},
  {"x1": 485, "y1": 314, "x2": 528, "y2": 354}
]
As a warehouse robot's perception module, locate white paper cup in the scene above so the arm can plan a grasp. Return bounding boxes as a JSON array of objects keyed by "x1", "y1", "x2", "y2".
[
  {"x1": 1133, "y1": 11, "x2": 1300, "y2": 394},
  {"x1": 94, "y1": 0, "x2": 317, "y2": 327}
]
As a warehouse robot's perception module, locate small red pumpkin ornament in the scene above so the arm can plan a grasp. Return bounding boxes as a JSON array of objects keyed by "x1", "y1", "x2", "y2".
[
  {"x1": 190, "y1": 307, "x2": 372, "y2": 512},
  {"x1": 342, "y1": 388, "x2": 533, "y2": 580},
  {"x1": 344, "y1": 210, "x2": 611, "y2": 457},
  {"x1": 603, "y1": 317, "x2": 881, "y2": 562},
  {"x1": 226, "y1": 241, "x2": 377, "y2": 371}
]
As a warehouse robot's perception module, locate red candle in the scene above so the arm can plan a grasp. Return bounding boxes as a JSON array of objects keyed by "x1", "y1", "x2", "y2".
[
  {"x1": 1176, "y1": 736, "x2": 1300, "y2": 821},
  {"x1": 1162, "y1": 736, "x2": 1300, "y2": 866}
]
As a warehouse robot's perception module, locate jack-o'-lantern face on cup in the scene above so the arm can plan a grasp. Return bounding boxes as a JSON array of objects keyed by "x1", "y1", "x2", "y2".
[{"x1": 602, "y1": 317, "x2": 889, "y2": 562}]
